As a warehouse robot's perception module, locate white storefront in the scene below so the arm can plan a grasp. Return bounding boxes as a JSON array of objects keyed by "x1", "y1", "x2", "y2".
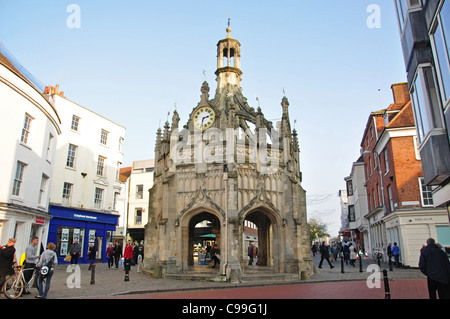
[{"x1": 384, "y1": 209, "x2": 449, "y2": 267}]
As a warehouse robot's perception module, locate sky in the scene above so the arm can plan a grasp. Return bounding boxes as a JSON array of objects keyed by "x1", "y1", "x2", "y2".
[{"x1": 0, "y1": 0, "x2": 407, "y2": 237}]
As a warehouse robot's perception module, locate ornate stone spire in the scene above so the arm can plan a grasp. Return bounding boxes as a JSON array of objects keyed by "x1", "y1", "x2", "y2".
[
  {"x1": 199, "y1": 81, "x2": 210, "y2": 107},
  {"x1": 155, "y1": 127, "x2": 162, "y2": 164},
  {"x1": 215, "y1": 19, "x2": 242, "y2": 92},
  {"x1": 171, "y1": 107, "x2": 180, "y2": 131},
  {"x1": 281, "y1": 97, "x2": 291, "y2": 138}
]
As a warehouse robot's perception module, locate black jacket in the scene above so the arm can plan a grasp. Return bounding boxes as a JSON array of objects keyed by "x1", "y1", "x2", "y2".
[
  {"x1": 0, "y1": 245, "x2": 16, "y2": 276},
  {"x1": 319, "y1": 244, "x2": 330, "y2": 258},
  {"x1": 113, "y1": 244, "x2": 122, "y2": 257},
  {"x1": 419, "y1": 244, "x2": 450, "y2": 284}
]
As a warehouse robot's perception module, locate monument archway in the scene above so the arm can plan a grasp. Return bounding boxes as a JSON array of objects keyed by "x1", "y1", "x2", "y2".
[
  {"x1": 143, "y1": 25, "x2": 314, "y2": 281},
  {"x1": 182, "y1": 210, "x2": 222, "y2": 267},
  {"x1": 242, "y1": 207, "x2": 281, "y2": 271}
]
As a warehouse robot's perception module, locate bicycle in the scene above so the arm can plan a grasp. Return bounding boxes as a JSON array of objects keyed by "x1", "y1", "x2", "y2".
[{"x1": 2, "y1": 265, "x2": 41, "y2": 299}]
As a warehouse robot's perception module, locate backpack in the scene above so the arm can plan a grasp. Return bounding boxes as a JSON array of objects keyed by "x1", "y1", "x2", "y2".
[{"x1": 40, "y1": 255, "x2": 55, "y2": 278}]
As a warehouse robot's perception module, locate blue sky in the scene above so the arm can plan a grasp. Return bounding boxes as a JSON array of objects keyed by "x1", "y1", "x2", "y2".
[{"x1": 0, "y1": 1, "x2": 407, "y2": 237}]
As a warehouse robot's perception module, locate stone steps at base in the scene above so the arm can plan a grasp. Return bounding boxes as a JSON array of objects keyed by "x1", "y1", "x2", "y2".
[
  {"x1": 240, "y1": 273, "x2": 300, "y2": 283},
  {"x1": 163, "y1": 273, "x2": 227, "y2": 282}
]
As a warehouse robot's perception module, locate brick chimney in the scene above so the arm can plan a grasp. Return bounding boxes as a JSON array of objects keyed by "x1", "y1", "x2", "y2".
[
  {"x1": 44, "y1": 84, "x2": 65, "y2": 98},
  {"x1": 391, "y1": 82, "x2": 410, "y2": 104}
]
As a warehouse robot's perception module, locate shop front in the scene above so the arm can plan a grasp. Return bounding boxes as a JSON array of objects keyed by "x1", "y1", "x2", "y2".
[{"x1": 48, "y1": 205, "x2": 119, "y2": 264}]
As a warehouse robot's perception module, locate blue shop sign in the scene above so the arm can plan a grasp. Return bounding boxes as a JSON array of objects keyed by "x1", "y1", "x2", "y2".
[{"x1": 50, "y1": 205, "x2": 118, "y2": 225}]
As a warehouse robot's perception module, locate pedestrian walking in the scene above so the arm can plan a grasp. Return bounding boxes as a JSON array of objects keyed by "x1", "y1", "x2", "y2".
[
  {"x1": 333, "y1": 243, "x2": 340, "y2": 262},
  {"x1": 23, "y1": 236, "x2": 40, "y2": 293},
  {"x1": 69, "y1": 238, "x2": 81, "y2": 264},
  {"x1": 349, "y1": 243, "x2": 358, "y2": 267},
  {"x1": 105, "y1": 243, "x2": 114, "y2": 269},
  {"x1": 248, "y1": 242, "x2": 256, "y2": 266},
  {"x1": 419, "y1": 238, "x2": 450, "y2": 299},
  {"x1": 113, "y1": 241, "x2": 122, "y2": 269},
  {"x1": 123, "y1": 241, "x2": 133, "y2": 281},
  {"x1": 392, "y1": 242, "x2": 400, "y2": 267},
  {"x1": 88, "y1": 243, "x2": 96, "y2": 270},
  {"x1": 133, "y1": 242, "x2": 140, "y2": 266},
  {"x1": 311, "y1": 244, "x2": 317, "y2": 257},
  {"x1": 205, "y1": 242, "x2": 211, "y2": 261},
  {"x1": 330, "y1": 244, "x2": 336, "y2": 262},
  {"x1": 0, "y1": 238, "x2": 16, "y2": 289},
  {"x1": 36, "y1": 242, "x2": 57, "y2": 299},
  {"x1": 387, "y1": 243, "x2": 393, "y2": 261},
  {"x1": 210, "y1": 244, "x2": 220, "y2": 268},
  {"x1": 318, "y1": 242, "x2": 334, "y2": 269},
  {"x1": 343, "y1": 241, "x2": 350, "y2": 265},
  {"x1": 124, "y1": 241, "x2": 133, "y2": 262}
]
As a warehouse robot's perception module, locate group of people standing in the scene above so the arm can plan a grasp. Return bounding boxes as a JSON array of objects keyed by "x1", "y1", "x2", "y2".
[
  {"x1": 67, "y1": 240, "x2": 144, "y2": 270},
  {"x1": 104, "y1": 241, "x2": 144, "y2": 269},
  {"x1": 312, "y1": 238, "x2": 449, "y2": 299},
  {"x1": 311, "y1": 241, "x2": 401, "y2": 268},
  {"x1": 0, "y1": 237, "x2": 58, "y2": 299}
]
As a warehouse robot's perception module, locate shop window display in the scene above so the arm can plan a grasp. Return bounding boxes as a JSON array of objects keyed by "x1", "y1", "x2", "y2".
[{"x1": 56, "y1": 226, "x2": 85, "y2": 258}]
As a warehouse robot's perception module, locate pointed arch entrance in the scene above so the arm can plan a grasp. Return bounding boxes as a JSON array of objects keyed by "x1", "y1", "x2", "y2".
[
  {"x1": 242, "y1": 208, "x2": 280, "y2": 271},
  {"x1": 186, "y1": 211, "x2": 221, "y2": 267}
]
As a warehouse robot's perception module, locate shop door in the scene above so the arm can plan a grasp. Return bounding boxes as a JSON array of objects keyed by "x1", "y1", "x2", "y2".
[{"x1": 96, "y1": 236, "x2": 102, "y2": 259}]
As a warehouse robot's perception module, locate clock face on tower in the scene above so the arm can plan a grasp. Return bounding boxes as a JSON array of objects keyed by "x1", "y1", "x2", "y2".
[{"x1": 193, "y1": 106, "x2": 215, "y2": 130}]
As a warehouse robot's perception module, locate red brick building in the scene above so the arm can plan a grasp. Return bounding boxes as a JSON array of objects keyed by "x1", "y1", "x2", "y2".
[{"x1": 360, "y1": 83, "x2": 448, "y2": 266}]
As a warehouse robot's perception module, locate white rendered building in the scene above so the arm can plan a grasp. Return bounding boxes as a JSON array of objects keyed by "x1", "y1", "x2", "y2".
[
  {"x1": 344, "y1": 157, "x2": 370, "y2": 253},
  {"x1": 0, "y1": 46, "x2": 61, "y2": 256},
  {"x1": 126, "y1": 159, "x2": 154, "y2": 242},
  {"x1": 46, "y1": 88, "x2": 126, "y2": 263}
]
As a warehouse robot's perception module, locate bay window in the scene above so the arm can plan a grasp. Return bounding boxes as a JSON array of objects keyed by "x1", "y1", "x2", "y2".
[
  {"x1": 410, "y1": 65, "x2": 443, "y2": 143},
  {"x1": 431, "y1": 0, "x2": 450, "y2": 106}
]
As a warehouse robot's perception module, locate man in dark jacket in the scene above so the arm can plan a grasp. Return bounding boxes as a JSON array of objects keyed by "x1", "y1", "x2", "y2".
[
  {"x1": 113, "y1": 241, "x2": 122, "y2": 269},
  {"x1": 248, "y1": 242, "x2": 256, "y2": 266},
  {"x1": 0, "y1": 238, "x2": 16, "y2": 288},
  {"x1": 318, "y1": 242, "x2": 334, "y2": 269},
  {"x1": 419, "y1": 238, "x2": 450, "y2": 299}
]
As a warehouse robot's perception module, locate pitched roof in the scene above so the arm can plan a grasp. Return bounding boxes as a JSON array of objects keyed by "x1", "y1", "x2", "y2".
[
  {"x1": 119, "y1": 167, "x2": 132, "y2": 182},
  {"x1": 386, "y1": 101, "x2": 415, "y2": 129}
]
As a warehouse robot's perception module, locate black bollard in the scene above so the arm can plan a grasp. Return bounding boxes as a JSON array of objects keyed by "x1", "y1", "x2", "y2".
[
  {"x1": 359, "y1": 254, "x2": 363, "y2": 273},
  {"x1": 383, "y1": 269, "x2": 391, "y2": 299},
  {"x1": 341, "y1": 253, "x2": 345, "y2": 273},
  {"x1": 90, "y1": 264, "x2": 95, "y2": 285},
  {"x1": 124, "y1": 259, "x2": 130, "y2": 282}
]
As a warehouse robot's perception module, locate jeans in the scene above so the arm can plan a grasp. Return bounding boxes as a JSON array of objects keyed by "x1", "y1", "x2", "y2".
[
  {"x1": 107, "y1": 256, "x2": 114, "y2": 268},
  {"x1": 70, "y1": 253, "x2": 79, "y2": 264},
  {"x1": 38, "y1": 270, "x2": 54, "y2": 299},
  {"x1": 23, "y1": 263, "x2": 37, "y2": 290},
  {"x1": 114, "y1": 256, "x2": 121, "y2": 268}
]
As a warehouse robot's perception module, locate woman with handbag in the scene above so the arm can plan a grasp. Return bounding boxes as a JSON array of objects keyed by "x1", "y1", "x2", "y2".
[
  {"x1": 36, "y1": 242, "x2": 57, "y2": 299},
  {"x1": 105, "y1": 243, "x2": 114, "y2": 269}
]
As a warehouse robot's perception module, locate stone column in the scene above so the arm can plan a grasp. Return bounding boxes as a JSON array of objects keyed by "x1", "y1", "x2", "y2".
[{"x1": 225, "y1": 170, "x2": 241, "y2": 282}]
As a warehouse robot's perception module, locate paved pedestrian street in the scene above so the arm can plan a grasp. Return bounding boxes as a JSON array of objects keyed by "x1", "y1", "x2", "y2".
[{"x1": 2, "y1": 253, "x2": 429, "y2": 301}]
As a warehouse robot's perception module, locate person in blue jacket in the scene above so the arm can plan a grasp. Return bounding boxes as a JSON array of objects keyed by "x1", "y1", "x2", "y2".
[{"x1": 392, "y1": 242, "x2": 400, "y2": 267}]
